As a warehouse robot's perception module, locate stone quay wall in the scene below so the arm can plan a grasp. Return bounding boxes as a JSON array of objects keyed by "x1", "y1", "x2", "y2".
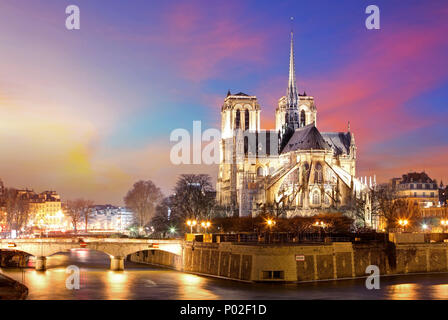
[
  {"x1": 0, "y1": 273, "x2": 28, "y2": 300},
  {"x1": 129, "y1": 240, "x2": 448, "y2": 283},
  {"x1": 0, "y1": 250, "x2": 30, "y2": 268}
]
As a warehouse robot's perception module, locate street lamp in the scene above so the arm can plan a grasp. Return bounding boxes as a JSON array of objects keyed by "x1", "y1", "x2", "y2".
[
  {"x1": 441, "y1": 219, "x2": 447, "y2": 233},
  {"x1": 266, "y1": 219, "x2": 276, "y2": 229},
  {"x1": 200, "y1": 221, "x2": 211, "y2": 233},
  {"x1": 265, "y1": 218, "x2": 276, "y2": 244},
  {"x1": 186, "y1": 220, "x2": 197, "y2": 233},
  {"x1": 398, "y1": 219, "x2": 409, "y2": 232},
  {"x1": 314, "y1": 221, "x2": 326, "y2": 228}
]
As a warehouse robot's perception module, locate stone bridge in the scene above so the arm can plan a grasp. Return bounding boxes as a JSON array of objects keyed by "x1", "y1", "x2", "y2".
[{"x1": 0, "y1": 238, "x2": 183, "y2": 271}]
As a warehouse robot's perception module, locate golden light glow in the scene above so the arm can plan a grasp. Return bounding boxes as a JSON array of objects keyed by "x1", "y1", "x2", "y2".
[
  {"x1": 387, "y1": 283, "x2": 419, "y2": 300},
  {"x1": 186, "y1": 220, "x2": 197, "y2": 227},
  {"x1": 266, "y1": 219, "x2": 276, "y2": 227}
]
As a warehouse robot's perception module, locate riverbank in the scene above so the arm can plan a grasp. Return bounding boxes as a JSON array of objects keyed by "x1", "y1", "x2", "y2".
[
  {"x1": 3, "y1": 250, "x2": 448, "y2": 299},
  {"x1": 0, "y1": 272, "x2": 28, "y2": 300},
  {"x1": 129, "y1": 239, "x2": 448, "y2": 283}
]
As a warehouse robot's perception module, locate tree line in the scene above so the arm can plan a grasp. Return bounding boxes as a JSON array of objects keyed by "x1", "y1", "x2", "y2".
[
  {"x1": 0, "y1": 175, "x2": 424, "y2": 236},
  {"x1": 124, "y1": 174, "x2": 217, "y2": 237}
]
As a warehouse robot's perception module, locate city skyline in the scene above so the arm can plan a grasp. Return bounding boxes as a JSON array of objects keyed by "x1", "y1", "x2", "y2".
[{"x1": 0, "y1": 0, "x2": 447, "y2": 205}]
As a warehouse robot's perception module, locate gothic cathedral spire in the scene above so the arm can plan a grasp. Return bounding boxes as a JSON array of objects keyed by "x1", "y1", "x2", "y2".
[
  {"x1": 286, "y1": 29, "x2": 299, "y2": 109},
  {"x1": 283, "y1": 22, "x2": 301, "y2": 134}
]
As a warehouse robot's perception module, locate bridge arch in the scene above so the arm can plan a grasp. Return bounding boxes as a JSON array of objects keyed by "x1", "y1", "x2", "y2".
[{"x1": 0, "y1": 239, "x2": 183, "y2": 271}]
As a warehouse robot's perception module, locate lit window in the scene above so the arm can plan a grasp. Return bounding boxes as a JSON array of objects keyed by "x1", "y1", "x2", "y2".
[{"x1": 312, "y1": 191, "x2": 320, "y2": 205}]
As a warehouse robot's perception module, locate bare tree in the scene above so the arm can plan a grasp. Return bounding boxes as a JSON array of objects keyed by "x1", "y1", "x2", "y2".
[
  {"x1": 4, "y1": 188, "x2": 29, "y2": 232},
  {"x1": 66, "y1": 199, "x2": 92, "y2": 233},
  {"x1": 171, "y1": 174, "x2": 216, "y2": 222},
  {"x1": 151, "y1": 196, "x2": 181, "y2": 238},
  {"x1": 81, "y1": 199, "x2": 94, "y2": 232},
  {"x1": 375, "y1": 186, "x2": 420, "y2": 232},
  {"x1": 124, "y1": 180, "x2": 163, "y2": 229}
]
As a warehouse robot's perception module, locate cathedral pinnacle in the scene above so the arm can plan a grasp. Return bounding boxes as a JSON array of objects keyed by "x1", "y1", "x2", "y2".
[{"x1": 286, "y1": 21, "x2": 299, "y2": 109}]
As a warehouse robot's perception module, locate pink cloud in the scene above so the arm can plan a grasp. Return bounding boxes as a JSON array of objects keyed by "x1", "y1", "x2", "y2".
[
  {"x1": 160, "y1": 1, "x2": 271, "y2": 82},
  {"x1": 358, "y1": 146, "x2": 448, "y2": 185}
]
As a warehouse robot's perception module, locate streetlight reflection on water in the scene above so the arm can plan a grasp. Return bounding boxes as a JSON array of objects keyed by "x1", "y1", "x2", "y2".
[
  {"x1": 3, "y1": 249, "x2": 448, "y2": 300},
  {"x1": 387, "y1": 283, "x2": 420, "y2": 300},
  {"x1": 105, "y1": 271, "x2": 130, "y2": 299},
  {"x1": 178, "y1": 274, "x2": 218, "y2": 300}
]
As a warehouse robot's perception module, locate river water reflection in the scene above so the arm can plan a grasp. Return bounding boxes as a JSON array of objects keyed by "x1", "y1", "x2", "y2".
[{"x1": 1, "y1": 249, "x2": 448, "y2": 300}]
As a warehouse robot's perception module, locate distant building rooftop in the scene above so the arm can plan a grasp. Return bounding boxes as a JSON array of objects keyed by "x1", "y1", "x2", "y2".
[{"x1": 399, "y1": 172, "x2": 435, "y2": 184}]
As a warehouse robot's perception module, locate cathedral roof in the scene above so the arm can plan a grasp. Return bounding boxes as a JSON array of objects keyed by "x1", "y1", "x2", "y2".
[
  {"x1": 228, "y1": 92, "x2": 250, "y2": 97},
  {"x1": 321, "y1": 132, "x2": 352, "y2": 156},
  {"x1": 281, "y1": 124, "x2": 332, "y2": 153}
]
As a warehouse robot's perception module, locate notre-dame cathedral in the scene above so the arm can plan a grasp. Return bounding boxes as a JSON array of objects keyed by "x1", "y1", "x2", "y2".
[{"x1": 216, "y1": 31, "x2": 373, "y2": 226}]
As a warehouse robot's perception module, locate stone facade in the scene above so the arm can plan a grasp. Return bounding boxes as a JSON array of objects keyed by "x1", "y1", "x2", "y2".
[
  {"x1": 130, "y1": 239, "x2": 448, "y2": 283},
  {"x1": 216, "y1": 32, "x2": 372, "y2": 222}
]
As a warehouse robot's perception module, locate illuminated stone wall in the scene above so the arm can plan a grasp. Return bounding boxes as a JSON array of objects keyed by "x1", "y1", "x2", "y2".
[{"x1": 129, "y1": 241, "x2": 448, "y2": 283}]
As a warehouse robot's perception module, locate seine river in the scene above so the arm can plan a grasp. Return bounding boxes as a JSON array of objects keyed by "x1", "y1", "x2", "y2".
[{"x1": 1, "y1": 249, "x2": 448, "y2": 300}]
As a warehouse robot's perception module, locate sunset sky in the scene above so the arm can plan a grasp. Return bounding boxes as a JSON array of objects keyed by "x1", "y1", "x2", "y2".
[{"x1": 0, "y1": 0, "x2": 447, "y2": 204}]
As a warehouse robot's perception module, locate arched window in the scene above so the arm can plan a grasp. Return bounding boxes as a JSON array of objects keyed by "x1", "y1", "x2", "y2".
[
  {"x1": 312, "y1": 191, "x2": 320, "y2": 205},
  {"x1": 235, "y1": 110, "x2": 241, "y2": 129},
  {"x1": 302, "y1": 162, "x2": 310, "y2": 183},
  {"x1": 314, "y1": 163, "x2": 323, "y2": 183},
  {"x1": 257, "y1": 167, "x2": 264, "y2": 177},
  {"x1": 244, "y1": 136, "x2": 249, "y2": 155},
  {"x1": 300, "y1": 110, "x2": 306, "y2": 127},
  {"x1": 324, "y1": 194, "x2": 330, "y2": 205},
  {"x1": 303, "y1": 162, "x2": 310, "y2": 172},
  {"x1": 245, "y1": 109, "x2": 249, "y2": 130}
]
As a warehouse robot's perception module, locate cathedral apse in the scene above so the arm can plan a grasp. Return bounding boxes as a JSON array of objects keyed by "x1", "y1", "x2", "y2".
[{"x1": 216, "y1": 31, "x2": 373, "y2": 226}]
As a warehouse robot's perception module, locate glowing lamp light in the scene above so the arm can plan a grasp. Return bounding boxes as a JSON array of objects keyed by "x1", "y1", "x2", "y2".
[{"x1": 186, "y1": 220, "x2": 197, "y2": 233}]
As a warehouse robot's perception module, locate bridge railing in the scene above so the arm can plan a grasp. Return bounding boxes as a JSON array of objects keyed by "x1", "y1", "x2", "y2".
[{"x1": 186, "y1": 232, "x2": 387, "y2": 244}]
